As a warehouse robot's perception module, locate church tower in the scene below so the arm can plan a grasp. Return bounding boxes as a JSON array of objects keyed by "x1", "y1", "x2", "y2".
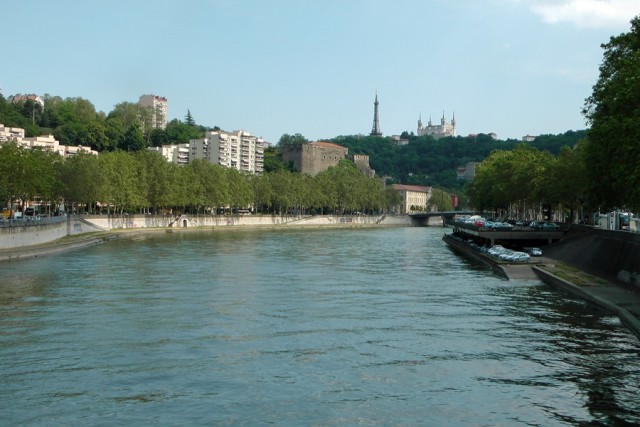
[{"x1": 370, "y1": 92, "x2": 382, "y2": 136}]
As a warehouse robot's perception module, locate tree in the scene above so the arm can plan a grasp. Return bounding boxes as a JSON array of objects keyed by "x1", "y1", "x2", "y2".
[
  {"x1": 149, "y1": 128, "x2": 169, "y2": 147},
  {"x1": 108, "y1": 102, "x2": 152, "y2": 133},
  {"x1": 165, "y1": 118, "x2": 203, "y2": 144},
  {"x1": 120, "y1": 124, "x2": 146, "y2": 151},
  {"x1": 277, "y1": 133, "x2": 308, "y2": 148},
  {"x1": 60, "y1": 152, "x2": 102, "y2": 213},
  {"x1": 185, "y1": 110, "x2": 196, "y2": 126},
  {"x1": 263, "y1": 145, "x2": 288, "y2": 173},
  {"x1": 582, "y1": 15, "x2": 640, "y2": 211},
  {"x1": 466, "y1": 145, "x2": 554, "y2": 218}
]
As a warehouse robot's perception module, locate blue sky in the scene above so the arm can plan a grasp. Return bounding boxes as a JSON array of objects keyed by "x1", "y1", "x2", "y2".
[{"x1": 2, "y1": 0, "x2": 639, "y2": 143}]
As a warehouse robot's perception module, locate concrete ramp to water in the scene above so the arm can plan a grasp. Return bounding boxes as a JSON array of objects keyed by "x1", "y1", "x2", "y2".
[{"x1": 499, "y1": 264, "x2": 540, "y2": 280}]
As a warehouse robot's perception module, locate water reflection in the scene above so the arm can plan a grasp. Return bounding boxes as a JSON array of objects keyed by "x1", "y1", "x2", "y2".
[{"x1": 0, "y1": 227, "x2": 639, "y2": 426}]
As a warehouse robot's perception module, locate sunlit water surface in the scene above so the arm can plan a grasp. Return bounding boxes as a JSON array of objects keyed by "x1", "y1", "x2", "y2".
[{"x1": 1, "y1": 227, "x2": 639, "y2": 426}]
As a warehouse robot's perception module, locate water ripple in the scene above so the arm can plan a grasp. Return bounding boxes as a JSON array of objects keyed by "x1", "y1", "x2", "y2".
[{"x1": 1, "y1": 227, "x2": 639, "y2": 426}]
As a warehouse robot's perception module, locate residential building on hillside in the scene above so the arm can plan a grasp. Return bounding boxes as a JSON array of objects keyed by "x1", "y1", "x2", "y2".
[
  {"x1": 148, "y1": 144, "x2": 190, "y2": 165},
  {"x1": 391, "y1": 184, "x2": 432, "y2": 214},
  {"x1": 417, "y1": 112, "x2": 456, "y2": 139},
  {"x1": 139, "y1": 94, "x2": 168, "y2": 130},
  {"x1": 0, "y1": 124, "x2": 97, "y2": 157},
  {"x1": 148, "y1": 129, "x2": 265, "y2": 174},
  {"x1": 456, "y1": 161, "x2": 480, "y2": 181},
  {"x1": 390, "y1": 135, "x2": 409, "y2": 146},
  {"x1": 0, "y1": 124, "x2": 25, "y2": 142},
  {"x1": 282, "y1": 141, "x2": 349, "y2": 176},
  {"x1": 10, "y1": 94, "x2": 44, "y2": 108},
  {"x1": 191, "y1": 130, "x2": 264, "y2": 174}
]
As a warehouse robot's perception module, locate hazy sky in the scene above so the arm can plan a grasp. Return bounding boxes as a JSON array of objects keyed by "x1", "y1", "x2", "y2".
[{"x1": 3, "y1": 0, "x2": 639, "y2": 143}]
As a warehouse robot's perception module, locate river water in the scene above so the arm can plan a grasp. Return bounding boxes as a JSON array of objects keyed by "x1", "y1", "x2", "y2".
[{"x1": 1, "y1": 227, "x2": 639, "y2": 426}]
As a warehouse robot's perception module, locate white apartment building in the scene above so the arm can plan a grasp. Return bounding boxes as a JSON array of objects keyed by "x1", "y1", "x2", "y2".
[
  {"x1": 0, "y1": 124, "x2": 25, "y2": 142},
  {"x1": 189, "y1": 130, "x2": 264, "y2": 174},
  {"x1": 0, "y1": 124, "x2": 97, "y2": 157},
  {"x1": 139, "y1": 94, "x2": 168, "y2": 130},
  {"x1": 148, "y1": 144, "x2": 190, "y2": 165}
]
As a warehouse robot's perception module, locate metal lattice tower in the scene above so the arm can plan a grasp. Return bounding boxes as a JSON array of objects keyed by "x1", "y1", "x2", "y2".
[{"x1": 370, "y1": 92, "x2": 382, "y2": 136}]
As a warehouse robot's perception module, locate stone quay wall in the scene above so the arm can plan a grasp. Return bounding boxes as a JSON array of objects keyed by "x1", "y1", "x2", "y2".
[
  {"x1": 543, "y1": 225, "x2": 640, "y2": 287},
  {"x1": 0, "y1": 214, "x2": 415, "y2": 251}
]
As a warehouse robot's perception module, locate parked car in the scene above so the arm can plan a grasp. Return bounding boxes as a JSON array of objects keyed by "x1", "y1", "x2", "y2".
[
  {"x1": 510, "y1": 252, "x2": 530, "y2": 262},
  {"x1": 488, "y1": 245, "x2": 507, "y2": 256},
  {"x1": 524, "y1": 247, "x2": 542, "y2": 256},
  {"x1": 529, "y1": 221, "x2": 543, "y2": 230},
  {"x1": 542, "y1": 222, "x2": 560, "y2": 230},
  {"x1": 493, "y1": 222, "x2": 513, "y2": 230},
  {"x1": 498, "y1": 251, "x2": 515, "y2": 261}
]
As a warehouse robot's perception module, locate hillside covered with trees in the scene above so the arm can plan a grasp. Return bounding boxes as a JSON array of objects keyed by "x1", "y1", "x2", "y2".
[
  {"x1": 325, "y1": 131, "x2": 585, "y2": 190},
  {"x1": 1, "y1": 92, "x2": 586, "y2": 198},
  {"x1": 0, "y1": 95, "x2": 209, "y2": 151}
]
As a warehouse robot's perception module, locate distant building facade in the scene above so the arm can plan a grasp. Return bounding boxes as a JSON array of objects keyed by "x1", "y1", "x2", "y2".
[
  {"x1": 0, "y1": 124, "x2": 97, "y2": 157},
  {"x1": 148, "y1": 143, "x2": 190, "y2": 165},
  {"x1": 417, "y1": 112, "x2": 456, "y2": 139},
  {"x1": 0, "y1": 124, "x2": 25, "y2": 142},
  {"x1": 456, "y1": 161, "x2": 480, "y2": 181},
  {"x1": 10, "y1": 94, "x2": 44, "y2": 108},
  {"x1": 390, "y1": 135, "x2": 409, "y2": 146},
  {"x1": 522, "y1": 134, "x2": 537, "y2": 142},
  {"x1": 200, "y1": 130, "x2": 264, "y2": 174},
  {"x1": 351, "y1": 154, "x2": 375, "y2": 178},
  {"x1": 139, "y1": 94, "x2": 168, "y2": 130},
  {"x1": 391, "y1": 184, "x2": 432, "y2": 214},
  {"x1": 282, "y1": 141, "x2": 349, "y2": 176},
  {"x1": 148, "y1": 129, "x2": 265, "y2": 174}
]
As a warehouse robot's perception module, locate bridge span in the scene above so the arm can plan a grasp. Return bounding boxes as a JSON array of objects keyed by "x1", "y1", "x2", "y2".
[{"x1": 408, "y1": 211, "x2": 475, "y2": 226}]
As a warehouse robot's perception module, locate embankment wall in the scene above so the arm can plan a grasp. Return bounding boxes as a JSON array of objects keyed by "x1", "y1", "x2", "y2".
[
  {"x1": 543, "y1": 226, "x2": 640, "y2": 286},
  {"x1": 0, "y1": 219, "x2": 68, "y2": 250},
  {"x1": 0, "y1": 214, "x2": 415, "y2": 251}
]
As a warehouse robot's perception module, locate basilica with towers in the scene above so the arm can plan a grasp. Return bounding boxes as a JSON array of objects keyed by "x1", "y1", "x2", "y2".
[
  {"x1": 369, "y1": 94, "x2": 457, "y2": 139},
  {"x1": 417, "y1": 112, "x2": 456, "y2": 139}
]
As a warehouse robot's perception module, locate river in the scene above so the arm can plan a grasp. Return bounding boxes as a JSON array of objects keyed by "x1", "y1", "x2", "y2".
[{"x1": 1, "y1": 227, "x2": 639, "y2": 426}]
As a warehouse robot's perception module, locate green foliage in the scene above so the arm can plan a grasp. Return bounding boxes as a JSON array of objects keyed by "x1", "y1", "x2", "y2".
[
  {"x1": 120, "y1": 124, "x2": 146, "y2": 151},
  {"x1": 0, "y1": 142, "x2": 63, "y2": 210},
  {"x1": 465, "y1": 144, "x2": 588, "y2": 219},
  {"x1": 277, "y1": 133, "x2": 308, "y2": 148},
  {"x1": 185, "y1": 110, "x2": 196, "y2": 126},
  {"x1": 263, "y1": 146, "x2": 288, "y2": 173},
  {"x1": 165, "y1": 118, "x2": 204, "y2": 144},
  {"x1": 328, "y1": 132, "x2": 583, "y2": 193},
  {"x1": 582, "y1": 15, "x2": 640, "y2": 211}
]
